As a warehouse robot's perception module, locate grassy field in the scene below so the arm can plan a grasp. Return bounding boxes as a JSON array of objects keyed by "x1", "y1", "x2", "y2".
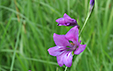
[{"x1": 0, "y1": 0, "x2": 113, "y2": 71}]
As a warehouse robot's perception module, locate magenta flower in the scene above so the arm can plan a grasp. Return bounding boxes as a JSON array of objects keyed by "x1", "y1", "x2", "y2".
[
  {"x1": 90, "y1": 0, "x2": 95, "y2": 11},
  {"x1": 90, "y1": 0, "x2": 94, "y2": 6},
  {"x1": 56, "y1": 13, "x2": 79, "y2": 28},
  {"x1": 48, "y1": 26, "x2": 86, "y2": 67}
]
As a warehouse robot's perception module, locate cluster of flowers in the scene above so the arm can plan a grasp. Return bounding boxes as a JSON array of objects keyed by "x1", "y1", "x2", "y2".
[{"x1": 48, "y1": 0, "x2": 94, "y2": 67}]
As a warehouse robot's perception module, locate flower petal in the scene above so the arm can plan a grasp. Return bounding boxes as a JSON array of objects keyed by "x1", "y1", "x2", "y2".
[
  {"x1": 90, "y1": 0, "x2": 95, "y2": 6},
  {"x1": 65, "y1": 26, "x2": 79, "y2": 44},
  {"x1": 74, "y1": 44, "x2": 86, "y2": 55},
  {"x1": 56, "y1": 13, "x2": 78, "y2": 27},
  {"x1": 56, "y1": 18, "x2": 64, "y2": 23},
  {"x1": 56, "y1": 18, "x2": 67, "y2": 26},
  {"x1": 63, "y1": 13, "x2": 77, "y2": 24},
  {"x1": 48, "y1": 46, "x2": 65, "y2": 56},
  {"x1": 57, "y1": 54, "x2": 64, "y2": 67},
  {"x1": 57, "y1": 51, "x2": 73, "y2": 67},
  {"x1": 63, "y1": 13, "x2": 71, "y2": 19},
  {"x1": 53, "y1": 33, "x2": 71, "y2": 46},
  {"x1": 63, "y1": 51, "x2": 73, "y2": 67}
]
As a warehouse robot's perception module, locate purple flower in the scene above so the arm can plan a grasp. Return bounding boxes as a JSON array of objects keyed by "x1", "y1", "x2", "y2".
[
  {"x1": 56, "y1": 13, "x2": 79, "y2": 28},
  {"x1": 90, "y1": 0, "x2": 95, "y2": 6},
  {"x1": 48, "y1": 26, "x2": 86, "y2": 67},
  {"x1": 90, "y1": 0, "x2": 95, "y2": 11}
]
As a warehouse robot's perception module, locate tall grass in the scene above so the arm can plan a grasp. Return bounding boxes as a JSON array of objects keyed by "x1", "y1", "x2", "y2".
[{"x1": 0, "y1": 0, "x2": 113, "y2": 71}]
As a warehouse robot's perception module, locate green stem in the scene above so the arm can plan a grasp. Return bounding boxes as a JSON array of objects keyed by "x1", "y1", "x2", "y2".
[
  {"x1": 79, "y1": 5, "x2": 94, "y2": 36},
  {"x1": 64, "y1": 66, "x2": 68, "y2": 71},
  {"x1": 10, "y1": 23, "x2": 21, "y2": 71},
  {"x1": 79, "y1": 11, "x2": 91, "y2": 36}
]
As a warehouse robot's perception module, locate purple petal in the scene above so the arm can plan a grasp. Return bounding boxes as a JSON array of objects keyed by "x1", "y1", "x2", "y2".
[
  {"x1": 65, "y1": 19, "x2": 78, "y2": 27},
  {"x1": 65, "y1": 26, "x2": 79, "y2": 44},
  {"x1": 63, "y1": 13, "x2": 77, "y2": 24},
  {"x1": 56, "y1": 13, "x2": 79, "y2": 27},
  {"x1": 56, "y1": 18, "x2": 65, "y2": 24},
  {"x1": 63, "y1": 13, "x2": 71, "y2": 19},
  {"x1": 56, "y1": 18, "x2": 67, "y2": 26},
  {"x1": 53, "y1": 33, "x2": 71, "y2": 46},
  {"x1": 57, "y1": 51, "x2": 73, "y2": 67},
  {"x1": 74, "y1": 44, "x2": 86, "y2": 55},
  {"x1": 63, "y1": 51, "x2": 73, "y2": 67},
  {"x1": 90, "y1": 0, "x2": 95, "y2": 6},
  {"x1": 57, "y1": 54, "x2": 64, "y2": 67},
  {"x1": 66, "y1": 23, "x2": 70, "y2": 26},
  {"x1": 48, "y1": 46, "x2": 65, "y2": 56}
]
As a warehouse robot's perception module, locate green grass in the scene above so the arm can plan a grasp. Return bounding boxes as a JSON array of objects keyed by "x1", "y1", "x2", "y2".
[{"x1": 0, "y1": 0, "x2": 113, "y2": 71}]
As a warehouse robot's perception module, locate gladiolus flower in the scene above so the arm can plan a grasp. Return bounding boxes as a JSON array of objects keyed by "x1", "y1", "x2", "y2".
[
  {"x1": 56, "y1": 13, "x2": 79, "y2": 28},
  {"x1": 90, "y1": 0, "x2": 95, "y2": 11},
  {"x1": 48, "y1": 26, "x2": 86, "y2": 67},
  {"x1": 90, "y1": 0, "x2": 94, "y2": 6}
]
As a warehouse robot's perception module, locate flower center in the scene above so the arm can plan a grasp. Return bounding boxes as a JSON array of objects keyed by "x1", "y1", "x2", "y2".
[
  {"x1": 66, "y1": 42, "x2": 78, "y2": 51},
  {"x1": 70, "y1": 43, "x2": 75, "y2": 46}
]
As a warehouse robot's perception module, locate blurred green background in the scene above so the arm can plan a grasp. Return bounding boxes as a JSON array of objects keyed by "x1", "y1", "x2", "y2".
[{"x1": 0, "y1": 0, "x2": 113, "y2": 71}]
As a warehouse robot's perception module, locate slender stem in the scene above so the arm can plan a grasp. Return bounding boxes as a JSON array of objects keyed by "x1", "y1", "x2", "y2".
[
  {"x1": 79, "y1": 5, "x2": 94, "y2": 36},
  {"x1": 64, "y1": 66, "x2": 68, "y2": 71},
  {"x1": 10, "y1": 22, "x2": 21, "y2": 71},
  {"x1": 79, "y1": 11, "x2": 91, "y2": 36}
]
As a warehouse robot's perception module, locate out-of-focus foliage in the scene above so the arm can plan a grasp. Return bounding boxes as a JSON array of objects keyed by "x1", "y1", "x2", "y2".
[{"x1": 0, "y1": 0, "x2": 113, "y2": 71}]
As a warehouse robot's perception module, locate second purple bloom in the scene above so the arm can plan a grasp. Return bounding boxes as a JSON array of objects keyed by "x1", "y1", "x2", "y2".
[{"x1": 56, "y1": 13, "x2": 79, "y2": 27}]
